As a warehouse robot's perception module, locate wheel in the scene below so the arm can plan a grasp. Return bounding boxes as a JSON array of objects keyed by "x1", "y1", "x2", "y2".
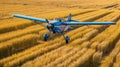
[
  {"x1": 65, "y1": 36, "x2": 70, "y2": 44},
  {"x1": 43, "y1": 34, "x2": 49, "y2": 41}
]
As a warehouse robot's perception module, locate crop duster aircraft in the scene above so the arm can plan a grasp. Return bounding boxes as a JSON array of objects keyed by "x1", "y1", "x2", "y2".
[{"x1": 13, "y1": 14, "x2": 116, "y2": 43}]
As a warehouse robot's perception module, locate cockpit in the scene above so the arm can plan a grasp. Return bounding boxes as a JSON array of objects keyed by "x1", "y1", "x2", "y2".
[{"x1": 54, "y1": 18, "x2": 67, "y2": 22}]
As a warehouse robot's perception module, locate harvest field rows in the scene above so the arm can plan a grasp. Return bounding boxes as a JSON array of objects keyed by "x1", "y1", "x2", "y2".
[{"x1": 0, "y1": 0, "x2": 120, "y2": 67}]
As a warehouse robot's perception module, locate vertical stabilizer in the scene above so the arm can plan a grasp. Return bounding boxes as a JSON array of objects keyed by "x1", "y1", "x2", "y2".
[{"x1": 67, "y1": 13, "x2": 72, "y2": 21}]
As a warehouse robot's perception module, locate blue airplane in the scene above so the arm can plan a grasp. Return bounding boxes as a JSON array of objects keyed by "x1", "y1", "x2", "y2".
[{"x1": 12, "y1": 14, "x2": 116, "y2": 43}]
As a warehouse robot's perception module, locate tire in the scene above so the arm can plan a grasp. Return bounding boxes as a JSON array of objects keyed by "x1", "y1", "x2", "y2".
[
  {"x1": 65, "y1": 36, "x2": 70, "y2": 44},
  {"x1": 43, "y1": 34, "x2": 49, "y2": 41},
  {"x1": 66, "y1": 40, "x2": 69, "y2": 43},
  {"x1": 44, "y1": 38, "x2": 47, "y2": 41}
]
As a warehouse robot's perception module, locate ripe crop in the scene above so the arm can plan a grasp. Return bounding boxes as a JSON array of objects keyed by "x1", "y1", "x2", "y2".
[{"x1": 0, "y1": 0, "x2": 120, "y2": 67}]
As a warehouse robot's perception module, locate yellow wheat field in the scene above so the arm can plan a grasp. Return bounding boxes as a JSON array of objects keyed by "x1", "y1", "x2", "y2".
[{"x1": 0, "y1": 0, "x2": 120, "y2": 67}]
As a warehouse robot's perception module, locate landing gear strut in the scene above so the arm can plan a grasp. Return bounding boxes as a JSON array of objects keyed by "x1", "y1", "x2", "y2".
[{"x1": 61, "y1": 32, "x2": 70, "y2": 44}]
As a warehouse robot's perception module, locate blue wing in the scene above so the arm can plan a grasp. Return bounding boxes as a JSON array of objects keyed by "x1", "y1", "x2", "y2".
[
  {"x1": 12, "y1": 14, "x2": 51, "y2": 23},
  {"x1": 63, "y1": 21, "x2": 116, "y2": 25}
]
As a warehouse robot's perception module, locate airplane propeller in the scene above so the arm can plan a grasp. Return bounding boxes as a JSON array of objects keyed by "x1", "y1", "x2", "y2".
[
  {"x1": 45, "y1": 18, "x2": 54, "y2": 29},
  {"x1": 45, "y1": 18, "x2": 49, "y2": 24}
]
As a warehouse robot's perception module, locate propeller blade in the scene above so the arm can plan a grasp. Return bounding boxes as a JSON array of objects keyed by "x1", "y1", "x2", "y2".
[{"x1": 45, "y1": 18, "x2": 49, "y2": 24}]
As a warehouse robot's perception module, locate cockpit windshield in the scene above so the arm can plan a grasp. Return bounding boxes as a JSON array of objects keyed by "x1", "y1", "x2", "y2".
[{"x1": 54, "y1": 18, "x2": 66, "y2": 22}]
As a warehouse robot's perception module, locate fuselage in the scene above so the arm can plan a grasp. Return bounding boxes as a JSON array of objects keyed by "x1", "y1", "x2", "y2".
[{"x1": 46, "y1": 18, "x2": 71, "y2": 33}]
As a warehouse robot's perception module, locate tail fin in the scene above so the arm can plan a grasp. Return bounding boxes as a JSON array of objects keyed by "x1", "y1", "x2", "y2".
[
  {"x1": 67, "y1": 13, "x2": 80, "y2": 22},
  {"x1": 67, "y1": 13, "x2": 72, "y2": 21}
]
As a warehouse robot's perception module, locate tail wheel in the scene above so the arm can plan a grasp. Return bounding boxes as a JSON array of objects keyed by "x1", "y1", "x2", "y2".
[
  {"x1": 65, "y1": 36, "x2": 70, "y2": 44},
  {"x1": 43, "y1": 34, "x2": 49, "y2": 41}
]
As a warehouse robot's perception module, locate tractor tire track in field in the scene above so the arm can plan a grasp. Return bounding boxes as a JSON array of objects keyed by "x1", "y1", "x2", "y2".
[{"x1": 103, "y1": 4, "x2": 119, "y2": 9}]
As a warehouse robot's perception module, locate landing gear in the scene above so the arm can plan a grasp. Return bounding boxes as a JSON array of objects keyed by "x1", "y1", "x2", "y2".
[
  {"x1": 43, "y1": 33, "x2": 70, "y2": 44},
  {"x1": 61, "y1": 32, "x2": 70, "y2": 44},
  {"x1": 43, "y1": 34, "x2": 49, "y2": 41},
  {"x1": 65, "y1": 36, "x2": 70, "y2": 43}
]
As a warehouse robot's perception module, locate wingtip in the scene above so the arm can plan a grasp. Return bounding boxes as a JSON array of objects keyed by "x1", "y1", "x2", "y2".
[
  {"x1": 12, "y1": 14, "x2": 18, "y2": 17},
  {"x1": 12, "y1": 14, "x2": 15, "y2": 17},
  {"x1": 111, "y1": 22, "x2": 116, "y2": 23},
  {"x1": 110, "y1": 22, "x2": 116, "y2": 24},
  {"x1": 12, "y1": 14, "x2": 22, "y2": 17}
]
